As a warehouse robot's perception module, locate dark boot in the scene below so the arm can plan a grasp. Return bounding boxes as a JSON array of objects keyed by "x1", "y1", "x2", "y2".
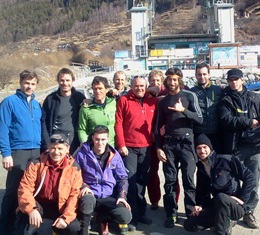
[{"x1": 79, "y1": 214, "x2": 91, "y2": 235}]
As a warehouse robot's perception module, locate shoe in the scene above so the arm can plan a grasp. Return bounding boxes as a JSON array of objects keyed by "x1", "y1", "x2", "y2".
[
  {"x1": 118, "y1": 224, "x2": 128, "y2": 234},
  {"x1": 128, "y1": 222, "x2": 136, "y2": 232},
  {"x1": 150, "y1": 203, "x2": 159, "y2": 210},
  {"x1": 243, "y1": 212, "x2": 259, "y2": 229},
  {"x1": 164, "y1": 215, "x2": 178, "y2": 228},
  {"x1": 227, "y1": 220, "x2": 237, "y2": 235},
  {"x1": 99, "y1": 222, "x2": 109, "y2": 235},
  {"x1": 138, "y1": 215, "x2": 152, "y2": 224}
]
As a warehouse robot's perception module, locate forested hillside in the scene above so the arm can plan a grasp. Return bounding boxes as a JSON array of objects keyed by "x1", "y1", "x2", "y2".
[
  {"x1": 0, "y1": 0, "x2": 124, "y2": 44},
  {"x1": 0, "y1": 0, "x2": 259, "y2": 90},
  {"x1": 0, "y1": 0, "x2": 259, "y2": 45}
]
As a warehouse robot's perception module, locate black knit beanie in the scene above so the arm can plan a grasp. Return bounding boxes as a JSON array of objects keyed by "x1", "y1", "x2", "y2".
[{"x1": 194, "y1": 134, "x2": 213, "y2": 151}]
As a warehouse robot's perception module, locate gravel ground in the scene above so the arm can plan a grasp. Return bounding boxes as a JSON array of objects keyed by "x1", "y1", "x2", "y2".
[{"x1": 0, "y1": 161, "x2": 260, "y2": 235}]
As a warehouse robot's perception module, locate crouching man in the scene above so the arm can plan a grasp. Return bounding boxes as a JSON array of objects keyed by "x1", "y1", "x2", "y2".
[
  {"x1": 74, "y1": 125, "x2": 132, "y2": 235},
  {"x1": 14, "y1": 134, "x2": 82, "y2": 235},
  {"x1": 184, "y1": 134, "x2": 255, "y2": 235}
]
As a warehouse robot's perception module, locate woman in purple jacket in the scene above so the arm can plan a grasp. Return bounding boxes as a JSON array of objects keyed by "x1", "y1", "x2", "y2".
[{"x1": 74, "y1": 125, "x2": 132, "y2": 235}]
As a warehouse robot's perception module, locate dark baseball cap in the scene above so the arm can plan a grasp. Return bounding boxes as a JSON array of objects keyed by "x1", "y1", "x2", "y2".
[
  {"x1": 227, "y1": 69, "x2": 243, "y2": 80},
  {"x1": 49, "y1": 134, "x2": 70, "y2": 146}
]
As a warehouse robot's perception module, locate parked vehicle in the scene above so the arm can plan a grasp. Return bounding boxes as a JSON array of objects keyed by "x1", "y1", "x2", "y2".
[{"x1": 246, "y1": 81, "x2": 260, "y2": 92}]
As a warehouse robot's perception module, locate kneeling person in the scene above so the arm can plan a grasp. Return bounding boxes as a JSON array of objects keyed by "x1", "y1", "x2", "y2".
[
  {"x1": 14, "y1": 134, "x2": 82, "y2": 235},
  {"x1": 75, "y1": 125, "x2": 132, "y2": 235},
  {"x1": 184, "y1": 134, "x2": 255, "y2": 235}
]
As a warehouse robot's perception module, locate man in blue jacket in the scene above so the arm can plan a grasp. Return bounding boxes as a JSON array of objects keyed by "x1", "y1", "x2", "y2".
[
  {"x1": 0, "y1": 70, "x2": 42, "y2": 235},
  {"x1": 74, "y1": 125, "x2": 132, "y2": 235},
  {"x1": 184, "y1": 134, "x2": 254, "y2": 235}
]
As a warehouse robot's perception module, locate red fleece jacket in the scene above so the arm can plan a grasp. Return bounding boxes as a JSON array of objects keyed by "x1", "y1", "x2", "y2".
[{"x1": 115, "y1": 90, "x2": 158, "y2": 149}]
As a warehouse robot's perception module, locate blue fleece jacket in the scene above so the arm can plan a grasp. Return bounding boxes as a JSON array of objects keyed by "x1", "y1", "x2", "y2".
[{"x1": 0, "y1": 90, "x2": 42, "y2": 157}]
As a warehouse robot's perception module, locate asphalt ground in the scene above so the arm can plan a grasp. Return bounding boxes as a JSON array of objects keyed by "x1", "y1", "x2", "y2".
[{"x1": 0, "y1": 161, "x2": 259, "y2": 235}]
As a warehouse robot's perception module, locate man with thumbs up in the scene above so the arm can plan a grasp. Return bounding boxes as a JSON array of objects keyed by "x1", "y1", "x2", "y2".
[{"x1": 154, "y1": 67, "x2": 203, "y2": 228}]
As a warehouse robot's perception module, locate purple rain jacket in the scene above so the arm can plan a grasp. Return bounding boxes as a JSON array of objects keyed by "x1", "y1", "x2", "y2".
[{"x1": 74, "y1": 142, "x2": 128, "y2": 199}]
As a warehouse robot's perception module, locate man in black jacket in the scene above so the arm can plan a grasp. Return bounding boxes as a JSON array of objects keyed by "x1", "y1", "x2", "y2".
[
  {"x1": 184, "y1": 134, "x2": 254, "y2": 235},
  {"x1": 219, "y1": 68, "x2": 260, "y2": 228},
  {"x1": 41, "y1": 68, "x2": 86, "y2": 154},
  {"x1": 190, "y1": 62, "x2": 223, "y2": 153}
]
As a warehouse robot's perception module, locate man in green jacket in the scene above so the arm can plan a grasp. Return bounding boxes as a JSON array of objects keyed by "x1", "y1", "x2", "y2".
[{"x1": 78, "y1": 76, "x2": 116, "y2": 146}]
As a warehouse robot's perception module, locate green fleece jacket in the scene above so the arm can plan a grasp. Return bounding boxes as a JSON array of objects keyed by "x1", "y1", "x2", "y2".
[{"x1": 78, "y1": 97, "x2": 116, "y2": 146}]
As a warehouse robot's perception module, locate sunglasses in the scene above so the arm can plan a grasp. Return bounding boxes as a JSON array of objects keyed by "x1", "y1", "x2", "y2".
[
  {"x1": 50, "y1": 138, "x2": 68, "y2": 144},
  {"x1": 94, "y1": 125, "x2": 109, "y2": 131},
  {"x1": 132, "y1": 75, "x2": 146, "y2": 80}
]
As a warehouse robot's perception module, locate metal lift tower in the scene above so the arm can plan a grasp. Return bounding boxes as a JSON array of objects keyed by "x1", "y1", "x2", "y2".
[
  {"x1": 199, "y1": 0, "x2": 235, "y2": 43},
  {"x1": 126, "y1": 0, "x2": 154, "y2": 59}
]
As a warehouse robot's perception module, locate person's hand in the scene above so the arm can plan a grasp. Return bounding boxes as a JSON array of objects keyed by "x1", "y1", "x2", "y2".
[
  {"x1": 118, "y1": 146, "x2": 128, "y2": 156},
  {"x1": 231, "y1": 196, "x2": 244, "y2": 205},
  {"x1": 168, "y1": 98, "x2": 185, "y2": 112},
  {"x1": 111, "y1": 88, "x2": 119, "y2": 96},
  {"x1": 28, "y1": 209, "x2": 42, "y2": 228},
  {"x1": 191, "y1": 205, "x2": 202, "y2": 216},
  {"x1": 52, "y1": 217, "x2": 68, "y2": 229},
  {"x1": 147, "y1": 86, "x2": 160, "y2": 96},
  {"x1": 116, "y1": 198, "x2": 131, "y2": 210},
  {"x1": 80, "y1": 187, "x2": 94, "y2": 197},
  {"x1": 251, "y1": 119, "x2": 259, "y2": 129},
  {"x1": 156, "y1": 148, "x2": 167, "y2": 163},
  {"x1": 82, "y1": 99, "x2": 91, "y2": 107},
  {"x1": 160, "y1": 125, "x2": 165, "y2": 136},
  {"x1": 2, "y1": 156, "x2": 13, "y2": 171}
]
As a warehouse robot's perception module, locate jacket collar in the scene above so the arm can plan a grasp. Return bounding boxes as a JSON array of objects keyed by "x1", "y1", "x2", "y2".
[{"x1": 16, "y1": 89, "x2": 35, "y2": 100}]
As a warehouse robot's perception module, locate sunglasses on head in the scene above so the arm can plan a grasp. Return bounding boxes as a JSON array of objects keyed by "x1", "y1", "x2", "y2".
[
  {"x1": 132, "y1": 75, "x2": 146, "y2": 80},
  {"x1": 50, "y1": 138, "x2": 67, "y2": 144},
  {"x1": 94, "y1": 125, "x2": 109, "y2": 131}
]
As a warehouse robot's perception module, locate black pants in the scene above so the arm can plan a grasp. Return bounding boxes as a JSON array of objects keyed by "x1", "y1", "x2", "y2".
[
  {"x1": 233, "y1": 142, "x2": 260, "y2": 213},
  {"x1": 14, "y1": 201, "x2": 80, "y2": 235},
  {"x1": 122, "y1": 146, "x2": 151, "y2": 222},
  {"x1": 79, "y1": 195, "x2": 132, "y2": 227},
  {"x1": 162, "y1": 136, "x2": 197, "y2": 217},
  {"x1": 184, "y1": 193, "x2": 244, "y2": 235},
  {"x1": 0, "y1": 149, "x2": 40, "y2": 235}
]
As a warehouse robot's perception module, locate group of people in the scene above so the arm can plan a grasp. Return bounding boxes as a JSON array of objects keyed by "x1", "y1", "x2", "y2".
[{"x1": 0, "y1": 64, "x2": 259, "y2": 235}]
